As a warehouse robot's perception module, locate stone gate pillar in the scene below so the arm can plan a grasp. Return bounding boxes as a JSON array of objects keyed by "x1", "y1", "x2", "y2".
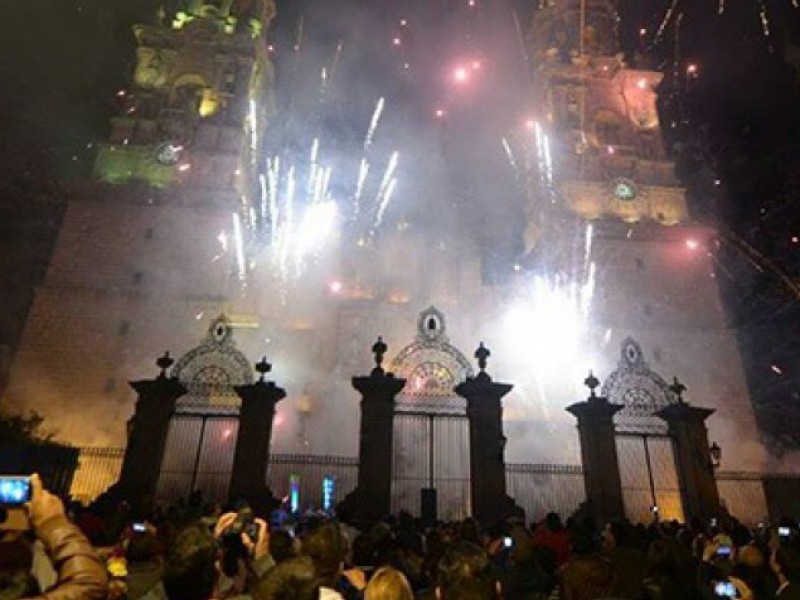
[
  {"x1": 655, "y1": 377, "x2": 721, "y2": 521},
  {"x1": 118, "y1": 352, "x2": 186, "y2": 502},
  {"x1": 229, "y1": 357, "x2": 286, "y2": 512},
  {"x1": 454, "y1": 343, "x2": 524, "y2": 524},
  {"x1": 566, "y1": 373, "x2": 626, "y2": 522},
  {"x1": 337, "y1": 338, "x2": 406, "y2": 525}
]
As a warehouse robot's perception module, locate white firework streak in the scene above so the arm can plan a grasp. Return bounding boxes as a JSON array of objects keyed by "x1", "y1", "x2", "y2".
[
  {"x1": 248, "y1": 98, "x2": 258, "y2": 156},
  {"x1": 267, "y1": 157, "x2": 280, "y2": 245},
  {"x1": 232, "y1": 212, "x2": 246, "y2": 282},
  {"x1": 354, "y1": 158, "x2": 370, "y2": 216},
  {"x1": 374, "y1": 177, "x2": 397, "y2": 230},
  {"x1": 364, "y1": 97, "x2": 385, "y2": 150},
  {"x1": 259, "y1": 173, "x2": 268, "y2": 222},
  {"x1": 372, "y1": 151, "x2": 399, "y2": 230},
  {"x1": 501, "y1": 137, "x2": 517, "y2": 171}
]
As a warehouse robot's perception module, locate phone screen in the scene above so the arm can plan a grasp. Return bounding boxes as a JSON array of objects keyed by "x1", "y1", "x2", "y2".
[
  {"x1": 503, "y1": 536, "x2": 513, "y2": 548},
  {"x1": 132, "y1": 522, "x2": 147, "y2": 533},
  {"x1": 716, "y1": 546, "x2": 731, "y2": 557},
  {"x1": 779, "y1": 526, "x2": 791, "y2": 537},
  {"x1": 0, "y1": 477, "x2": 31, "y2": 505},
  {"x1": 714, "y1": 581, "x2": 739, "y2": 598}
]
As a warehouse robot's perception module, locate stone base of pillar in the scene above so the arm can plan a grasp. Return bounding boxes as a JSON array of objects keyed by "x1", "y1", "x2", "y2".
[
  {"x1": 337, "y1": 487, "x2": 384, "y2": 527},
  {"x1": 231, "y1": 485, "x2": 281, "y2": 517},
  {"x1": 481, "y1": 495, "x2": 525, "y2": 524}
]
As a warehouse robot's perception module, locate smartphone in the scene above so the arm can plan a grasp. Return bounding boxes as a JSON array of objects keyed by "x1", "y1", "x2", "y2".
[
  {"x1": 503, "y1": 536, "x2": 513, "y2": 548},
  {"x1": 716, "y1": 546, "x2": 731, "y2": 557},
  {"x1": 710, "y1": 518, "x2": 717, "y2": 527},
  {"x1": 779, "y1": 526, "x2": 791, "y2": 538},
  {"x1": 0, "y1": 477, "x2": 31, "y2": 505},
  {"x1": 132, "y1": 522, "x2": 147, "y2": 533},
  {"x1": 714, "y1": 580, "x2": 739, "y2": 598}
]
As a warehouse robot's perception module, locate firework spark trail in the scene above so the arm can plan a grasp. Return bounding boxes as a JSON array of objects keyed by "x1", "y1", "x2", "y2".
[
  {"x1": 267, "y1": 157, "x2": 280, "y2": 245},
  {"x1": 371, "y1": 151, "x2": 399, "y2": 231},
  {"x1": 249, "y1": 99, "x2": 258, "y2": 156},
  {"x1": 232, "y1": 212, "x2": 246, "y2": 282},
  {"x1": 259, "y1": 173, "x2": 268, "y2": 223},
  {"x1": 354, "y1": 158, "x2": 370, "y2": 215},
  {"x1": 654, "y1": 0, "x2": 681, "y2": 46},
  {"x1": 374, "y1": 177, "x2": 397, "y2": 230},
  {"x1": 758, "y1": 0, "x2": 771, "y2": 37},
  {"x1": 374, "y1": 152, "x2": 399, "y2": 207},
  {"x1": 501, "y1": 137, "x2": 517, "y2": 171},
  {"x1": 584, "y1": 223, "x2": 594, "y2": 268},
  {"x1": 329, "y1": 40, "x2": 344, "y2": 83},
  {"x1": 364, "y1": 97, "x2": 386, "y2": 151}
]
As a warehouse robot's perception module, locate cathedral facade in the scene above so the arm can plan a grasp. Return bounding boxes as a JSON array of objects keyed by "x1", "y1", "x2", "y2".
[{"x1": 6, "y1": 0, "x2": 767, "y2": 493}]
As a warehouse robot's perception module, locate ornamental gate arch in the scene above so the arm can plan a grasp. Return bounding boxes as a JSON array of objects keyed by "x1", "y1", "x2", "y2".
[
  {"x1": 154, "y1": 315, "x2": 254, "y2": 504},
  {"x1": 388, "y1": 307, "x2": 473, "y2": 520},
  {"x1": 602, "y1": 338, "x2": 684, "y2": 522}
]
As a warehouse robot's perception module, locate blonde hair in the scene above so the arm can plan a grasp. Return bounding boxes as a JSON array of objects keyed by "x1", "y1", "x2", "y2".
[{"x1": 364, "y1": 567, "x2": 414, "y2": 600}]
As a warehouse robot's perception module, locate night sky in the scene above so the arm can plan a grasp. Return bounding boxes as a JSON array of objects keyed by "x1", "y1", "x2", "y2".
[{"x1": 1, "y1": 0, "x2": 799, "y2": 451}]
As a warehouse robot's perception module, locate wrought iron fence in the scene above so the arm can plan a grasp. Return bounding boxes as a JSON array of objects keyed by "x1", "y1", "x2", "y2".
[
  {"x1": 70, "y1": 446, "x2": 124, "y2": 504},
  {"x1": 68, "y1": 446, "x2": 782, "y2": 525}
]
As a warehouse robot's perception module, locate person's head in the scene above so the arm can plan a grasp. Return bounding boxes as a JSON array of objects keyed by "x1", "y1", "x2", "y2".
[
  {"x1": 301, "y1": 520, "x2": 347, "y2": 588},
  {"x1": 126, "y1": 530, "x2": 159, "y2": 563},
  {"x1": 545, "y1": 512, "x2": 563, "y2": 532},
  {"x1": 569, "y1": 523, "x2": 600, "y2": 556},
  {"x1": 162, "y1": 524, "x2": 217, "y2": 600},
  {"x1": 0, "y1": 537, "x2": 38, "y2": 600},
  {"x1": 772, "y1": 544, "x2": 800, "y2": 584},
  {"x1": 270, "y1": 529, "x2": 297, "y2": 564},
  {"x1": 436, "y1": 540, "x2": 498, "y2": 598},
  {"x1": 253, "y1": 556, "x2": 316, "y2": 600},
  {"x1": 647, "y1": 538, "x2": 678, "y2": 577},
  {"x1": 458, "y1": 517, "x2": 482, "y2": 545},
  {"x1": 364, "y1": 566, "x2": 413, "y2": 600}
]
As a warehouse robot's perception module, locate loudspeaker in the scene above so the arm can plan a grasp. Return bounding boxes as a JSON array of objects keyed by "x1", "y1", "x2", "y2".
[{"x1": 421, "y1": 488, "x2": 437, "y2": 526}]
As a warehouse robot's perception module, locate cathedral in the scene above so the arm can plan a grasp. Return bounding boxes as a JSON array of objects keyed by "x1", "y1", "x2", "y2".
[{"x1": 5, "y1": 0, "x2": 770, "y2": 518}]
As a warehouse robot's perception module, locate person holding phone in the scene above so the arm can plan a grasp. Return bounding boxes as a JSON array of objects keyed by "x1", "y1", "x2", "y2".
[
  {"x1": 771, "y1": 544, "x2": 800, "y2": 599},
  {"x1": 0, "y1": 473, "x2": 108, "y2": 600}
]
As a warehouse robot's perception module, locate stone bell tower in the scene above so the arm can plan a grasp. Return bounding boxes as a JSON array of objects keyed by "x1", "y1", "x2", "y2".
[
  {"x1": 525, "y1": 0, "x2": 765, "y2": 471},
  {"x1": 4, "y1": 2, "x2": 275, "y2": 447}
]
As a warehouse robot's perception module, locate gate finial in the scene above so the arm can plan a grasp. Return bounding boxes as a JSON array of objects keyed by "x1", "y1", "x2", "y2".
[
  {"x1": 584, "y1": 371, "x2": 600, "y2": 398},
  {"x1": 372, "y1": 336, "x2": 388, "y2": 375},
  {"x1": 669, "y1": 376, "x2": 687, "y2": 403},
  {"x1": 156, "y1": 351, "x2": 174, "y2": 379},
  {"x1": 255, "y1": 356, "x2": 272, "y2": 382},
  {"x1": 475, "y1": 342, "x2": 491, "y2": 380}
]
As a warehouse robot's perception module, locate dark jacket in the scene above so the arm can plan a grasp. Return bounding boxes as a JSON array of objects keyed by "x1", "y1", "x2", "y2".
[{"x1": 27, "y1": 514, "x2": 108, "y2": 600}]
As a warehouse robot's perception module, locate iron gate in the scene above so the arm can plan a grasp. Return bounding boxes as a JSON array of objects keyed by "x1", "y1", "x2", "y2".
[
  {"x1": 392, "y1": 411, "x2": 471, "y2": 519},
  {"x1": 616, "y1": 434, "x2": 683, "y2": 522},
  {"x1": 154, "y1": 411, "x2": 240, "y2": 505},
  {"x1": 603, "y1": 338, "x2": 685, "y2": 522}
]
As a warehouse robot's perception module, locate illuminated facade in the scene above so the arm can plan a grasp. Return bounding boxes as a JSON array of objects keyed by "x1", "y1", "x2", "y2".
[
  {"x1": 6, "y1": 0, "x2": 769, "y2": 502},
  {"x1": 5, "y1": 2, "x2": 275, "y2": 445}
]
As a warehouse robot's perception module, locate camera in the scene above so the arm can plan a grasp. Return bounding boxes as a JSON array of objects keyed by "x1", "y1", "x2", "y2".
[
  {"x1": 224, "y1": 508, "x2": 259, "y2": 543},
  {"x1": 0, "y1": 476, "x2": 31, "y2": 505}
]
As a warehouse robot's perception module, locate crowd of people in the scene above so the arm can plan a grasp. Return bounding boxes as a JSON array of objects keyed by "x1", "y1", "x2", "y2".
[{"x1": 2, "y1": 476, "x2": 800, "y2": 600}]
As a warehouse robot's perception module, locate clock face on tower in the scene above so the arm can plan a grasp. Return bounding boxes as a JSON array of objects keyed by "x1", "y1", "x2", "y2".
[{"x1": 612, "y1": 178, "x2": 638, "y2": 201}]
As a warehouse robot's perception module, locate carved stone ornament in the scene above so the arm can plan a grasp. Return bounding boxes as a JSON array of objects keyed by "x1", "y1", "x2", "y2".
[
  {"x1": 172, "y1": 314, "x2": 253, "y2": 410},
  {"x1": 390, "y1": 307, "x2": 474, "y2": 414},
  {"x1": 600, "y1": 337, "x2": 678, "y2": 434}
]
